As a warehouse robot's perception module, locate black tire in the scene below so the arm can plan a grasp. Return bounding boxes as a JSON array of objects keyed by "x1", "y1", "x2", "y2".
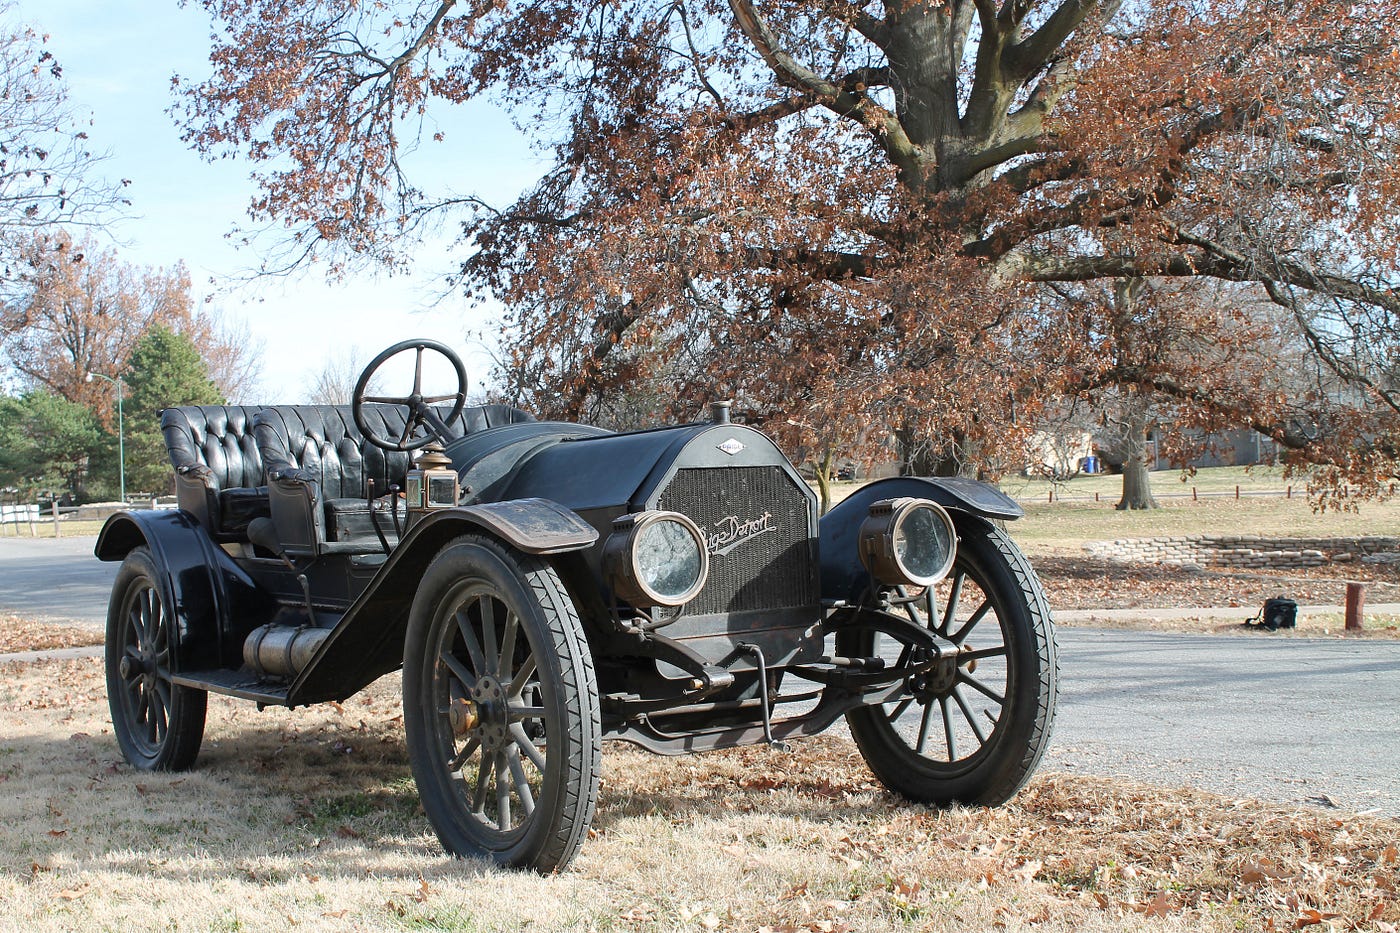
[
  {"x1": 402, "y1": 536, "x2": 601, "y2": 872},
  {"x1": 105, "y1": 547, "x2": 207, "y2": 771},
  {"x1": 843, "y1": 518, "x2": 1057, "y2": 806}
]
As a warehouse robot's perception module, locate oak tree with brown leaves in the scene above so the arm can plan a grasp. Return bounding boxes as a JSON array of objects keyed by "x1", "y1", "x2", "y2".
[
  {"x1": 0, "y1": 231, "x2": 260, "y2": 418},
  {"x1": 177, "y1": 0, "x2": 1400, "y2": 495}
]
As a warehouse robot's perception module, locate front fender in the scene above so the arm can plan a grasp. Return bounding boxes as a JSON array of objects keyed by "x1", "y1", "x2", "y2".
[
  {"x1": 94, "y1": 510, "x2": 276, "y2": 671},
  {"x1": 818, "y1": 477, "x2": 1020, "y2": 604},
  {"x1": 288, "y1": 498, "x2": 596, "y2": 704}
]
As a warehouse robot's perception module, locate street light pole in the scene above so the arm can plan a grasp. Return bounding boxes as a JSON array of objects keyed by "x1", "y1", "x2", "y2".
[{"x1": 86, "y1": 371, "x2": 125, "y2": 504}]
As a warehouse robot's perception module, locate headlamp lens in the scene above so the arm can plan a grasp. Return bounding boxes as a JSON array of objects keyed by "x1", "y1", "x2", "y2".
[
  {"x1": 635, "y1": 518, "x2": 705, "y2": 603},
  {"x1": 894, "y1": 504, "x2": 955, "y2": 583},
  {"x1": 603, "y1": 510, "x2": 710, "y2": 608},
  {"x1": 858, "y1": 497, "x2": 958, "y2": 587}
]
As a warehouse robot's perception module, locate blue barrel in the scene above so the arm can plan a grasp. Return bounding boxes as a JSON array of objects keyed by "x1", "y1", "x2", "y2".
[{"x1": 1081, "y1": 456, "x2": 1099, "y2": 474}]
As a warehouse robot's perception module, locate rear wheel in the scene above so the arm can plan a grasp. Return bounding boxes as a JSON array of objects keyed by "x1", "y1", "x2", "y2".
[
  {"x1": 842, "y1": 519, "x2": 1057, "y2": 806},
  {"x1": 105, "y1": 547, "x2": 207, "y2": 771},
  {"x1": 402, "y1": 536, "x2": 601, "y2": 872}
]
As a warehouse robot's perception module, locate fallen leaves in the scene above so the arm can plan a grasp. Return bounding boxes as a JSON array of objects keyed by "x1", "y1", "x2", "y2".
[
  {"x1": 1293, "y1": 908, "x2": 1342, "y2": 928},
  {"x1": 1241, "y1": 858, "x2": 1297, "y2": 884},
  {"x1": 1034, "y1": 555, "x2": 1400, "y2": 624},
  {"x1": 0, "y1": 614, "x2": 101, "y2": 654},
  {"x1": 3, "y1": 656, "x2": 1398, "y2": 933}
]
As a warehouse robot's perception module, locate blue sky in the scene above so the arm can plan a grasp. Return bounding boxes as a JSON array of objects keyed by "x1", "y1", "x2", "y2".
[{"x1": 10, "y1": 1, "x2": 545, "y2": 401}]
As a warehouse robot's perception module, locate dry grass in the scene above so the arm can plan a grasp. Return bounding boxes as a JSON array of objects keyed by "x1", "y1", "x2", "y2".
[
  {"x1": 816, "y1": 476, "x2": 1400, "y2": 556},
  {"x1": 1004, "y1": 464, "x2": 1301, "y2": 499},
  {"x1": 1, "y1": 657, "x2": 1396, "y2": 932},
  {"x1": 0, "y1": 615, "x2": 102, "y2": 655},
  {"x1": 0, "y1": 519, "x2": 106, "y2": 539},
  {"x1": 1012, "y1": 497, "x2": 1400, "y2": 556}
]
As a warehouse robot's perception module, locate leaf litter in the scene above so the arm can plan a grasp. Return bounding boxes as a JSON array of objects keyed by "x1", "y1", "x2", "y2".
[{"x1": 0, "y1": 654, "x2": 1394, "y2": 931}]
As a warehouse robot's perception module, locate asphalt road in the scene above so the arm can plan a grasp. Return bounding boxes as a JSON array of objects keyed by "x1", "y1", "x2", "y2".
[
  {"x1": 1, "y1": 534, "x2": 1396, "y2": 816},
  {"x1": 0, "y1": 534, "x2": 116, "y2": 626},
  {"x1": 1046, "y1": 628, "x2": 1400, "y2": 817}
]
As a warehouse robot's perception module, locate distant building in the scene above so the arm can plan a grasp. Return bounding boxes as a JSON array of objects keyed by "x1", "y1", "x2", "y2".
[{"x1": 1144, "y1": 427, "x2": 1280, "y2": 470}]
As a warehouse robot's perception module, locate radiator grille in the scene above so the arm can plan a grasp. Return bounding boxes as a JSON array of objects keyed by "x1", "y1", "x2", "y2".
[{"x1": 657, "y1": 467, "x2": 818, "y2": 615}]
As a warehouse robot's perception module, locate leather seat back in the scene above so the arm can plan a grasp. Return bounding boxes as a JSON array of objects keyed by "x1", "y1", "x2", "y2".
[
  {"x1": 254, "y1": 403, "x2": 535, "y2": 501},
  {"x1": 454, "y1": 403, "x2": 537, "y2": 435},
  {"x1": 162, "y1": 405, "x2": 266, "y2": 489},
  {"x1": 254, "y1": 405, "x2": 404, "y2": 501},
  {"x1": 161, "y1": 405, "x2": 269, "y2": 541}
]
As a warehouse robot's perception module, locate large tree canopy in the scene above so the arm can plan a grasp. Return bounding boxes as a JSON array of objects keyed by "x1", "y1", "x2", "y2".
[
  {"x1": 122, "y1": 324, "x2": 224, "y2": 494},
  {"x1": 179, "y1": 0, "x2": 1400, "y2": 490},
  {"x1": 0, "y1": 389, "x2": 105, "y2": 500}
]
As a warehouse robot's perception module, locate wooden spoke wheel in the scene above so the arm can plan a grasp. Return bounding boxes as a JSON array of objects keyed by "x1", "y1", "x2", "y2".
[
  {"x1": 841, "y1": 520, "x2": 1058, "y2": 807},
  {"x1": 105, "y1": 547, "x2": 206, "y2": 771},
  {"x1": 403, "y1": 536, "x2": 600, "y2": 872}
]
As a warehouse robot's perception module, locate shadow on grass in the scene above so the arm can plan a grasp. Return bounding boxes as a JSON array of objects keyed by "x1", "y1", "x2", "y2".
[{"x1": 7, "y1": 684, "x2": 893, "y2": 883}]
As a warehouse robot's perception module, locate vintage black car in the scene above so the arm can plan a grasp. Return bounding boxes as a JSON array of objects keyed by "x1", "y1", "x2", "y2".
[{"x1": 96, "y1": 339, "x2": 1058, "y2": 872}]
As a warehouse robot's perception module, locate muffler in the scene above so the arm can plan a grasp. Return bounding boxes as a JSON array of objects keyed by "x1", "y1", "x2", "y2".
[{"x1": 243, "y1": 625, "x2": 331, "y2": 679}]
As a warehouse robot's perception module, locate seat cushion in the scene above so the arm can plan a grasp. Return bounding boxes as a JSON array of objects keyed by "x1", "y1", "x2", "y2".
[{"x1": 218, "y1": 486, "x2": 271, "y2": 536}]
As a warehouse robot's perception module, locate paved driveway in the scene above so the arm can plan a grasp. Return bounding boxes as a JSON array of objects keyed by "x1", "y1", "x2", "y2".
[
  {"x1": 0, "y1": 535, "x2": 116, "y2": 627},
  {"x1": 1, "y1": 535, "x2": 1397, "y2": 815},
  {"x1": 1047, "y1": 628, "x2": 1400, "y2": 817}
]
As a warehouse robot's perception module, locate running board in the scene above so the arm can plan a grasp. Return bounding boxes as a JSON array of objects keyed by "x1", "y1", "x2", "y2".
[{"x1": 172, "y1": 669, "x2": 292, "y2": 705}]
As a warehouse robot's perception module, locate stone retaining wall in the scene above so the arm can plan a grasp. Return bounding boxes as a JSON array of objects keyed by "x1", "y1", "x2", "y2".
[{"x1": 1084, "y1": 535, "x2": 1400, "y2": 569}]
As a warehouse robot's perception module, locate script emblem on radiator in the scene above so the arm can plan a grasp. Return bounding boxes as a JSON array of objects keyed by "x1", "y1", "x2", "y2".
[
  {"x1": 707, "y1": 511, "x2": 775, "y2": 556},
  {"x1": 716, "y1": 437, "x2": 746, "y2": 456}
]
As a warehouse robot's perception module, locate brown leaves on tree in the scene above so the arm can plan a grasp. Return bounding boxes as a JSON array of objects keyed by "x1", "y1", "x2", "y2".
[
  {"x1": 0, "y1": 230, "x2": 260, "y2": 415},
  {"x1": 178, "y1": 0, "x2": 1400, "y2": 492}
]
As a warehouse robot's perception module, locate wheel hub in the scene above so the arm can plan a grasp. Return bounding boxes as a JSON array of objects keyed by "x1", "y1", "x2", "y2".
[
  {"x1": 908, "y1": 642, "x2": 975, "y2": 698},
  {"x1": 470, "y1": 676, "x2": 510, "y2": 749},
  {"x1": 119, "y1": 650, "x2": 154, "y2": 681}
]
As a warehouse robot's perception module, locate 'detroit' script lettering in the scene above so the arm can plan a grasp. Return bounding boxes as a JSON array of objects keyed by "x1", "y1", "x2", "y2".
[{"x1": 707, "y1": 511, "x2": 775, "y2": 556}]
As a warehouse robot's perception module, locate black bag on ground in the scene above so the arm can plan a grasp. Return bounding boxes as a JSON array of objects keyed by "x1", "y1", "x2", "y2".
[{"x1": 1246, "y1": 596, "x2": 1297, "y2": 631}]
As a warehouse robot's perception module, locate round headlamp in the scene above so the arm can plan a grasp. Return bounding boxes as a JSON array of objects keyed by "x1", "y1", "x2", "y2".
[
  {"x1": 858, "y1": 497, "x2": 957, "y2": 587},
  {"x1": 603, "y1": 510, "x2": 710, "y2": 607}
]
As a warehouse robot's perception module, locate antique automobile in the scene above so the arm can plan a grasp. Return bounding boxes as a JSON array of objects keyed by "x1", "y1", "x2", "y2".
[{"x1": 95, "y1": 339, "x2": 1058, "y2": 872}]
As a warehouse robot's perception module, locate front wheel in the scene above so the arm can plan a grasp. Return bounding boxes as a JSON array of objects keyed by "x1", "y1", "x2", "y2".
[
  {"x1": 402, "y1": 536, "x2": 601, "y2": 872},
  {"x1": 841, "y1": 518, "x2": 1057, "y2": 807}
]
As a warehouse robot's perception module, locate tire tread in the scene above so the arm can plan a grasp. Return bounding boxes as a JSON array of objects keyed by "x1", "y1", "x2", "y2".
[{"x1": 403, "y1": 535, "x2": 601, "y2": 872}]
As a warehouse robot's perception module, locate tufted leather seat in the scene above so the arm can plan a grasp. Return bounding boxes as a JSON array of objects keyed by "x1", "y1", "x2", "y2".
[
  {"x1": 161, "y1": 405, "x2": 270, "y2": 541},
  {"x1": 254, "y1": 403, "x2": 534, "y2": 555}
]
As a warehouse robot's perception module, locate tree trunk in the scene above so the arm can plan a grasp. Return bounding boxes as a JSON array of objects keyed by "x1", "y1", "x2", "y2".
[
  {"x1": 812, "y1": 447, "x2": 834, "y2": 515},
  {"x1": 1115, "y1": 409, "x2": 1158, "y2": 510},
  {"x1": 898, "y1": 427, "x2": 979, "y2": 478}
]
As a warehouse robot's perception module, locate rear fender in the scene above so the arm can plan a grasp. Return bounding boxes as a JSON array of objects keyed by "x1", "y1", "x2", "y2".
[
  {"x1": 289, "y1": 498, "x2": 597, "y2": 704},
  {"x1": 818, "y1": 477, "x2": 1020, "y2": 604},
  {"x1": 94, "y1": 510, "x2": 276, "y2": 671}
]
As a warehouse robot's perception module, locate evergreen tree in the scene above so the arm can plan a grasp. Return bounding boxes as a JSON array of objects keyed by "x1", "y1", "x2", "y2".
[
  {"x1": 122, "y1": 325, "x2": 224, "y2": 494},
  {"x1": 0, "y1": 391, "x2": 106, "y2": 501}
]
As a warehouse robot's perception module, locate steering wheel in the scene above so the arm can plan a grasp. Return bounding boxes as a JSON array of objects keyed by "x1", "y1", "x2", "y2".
[{"x1": 352, "y1": 339, "x2": 469, "y2": 451}]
